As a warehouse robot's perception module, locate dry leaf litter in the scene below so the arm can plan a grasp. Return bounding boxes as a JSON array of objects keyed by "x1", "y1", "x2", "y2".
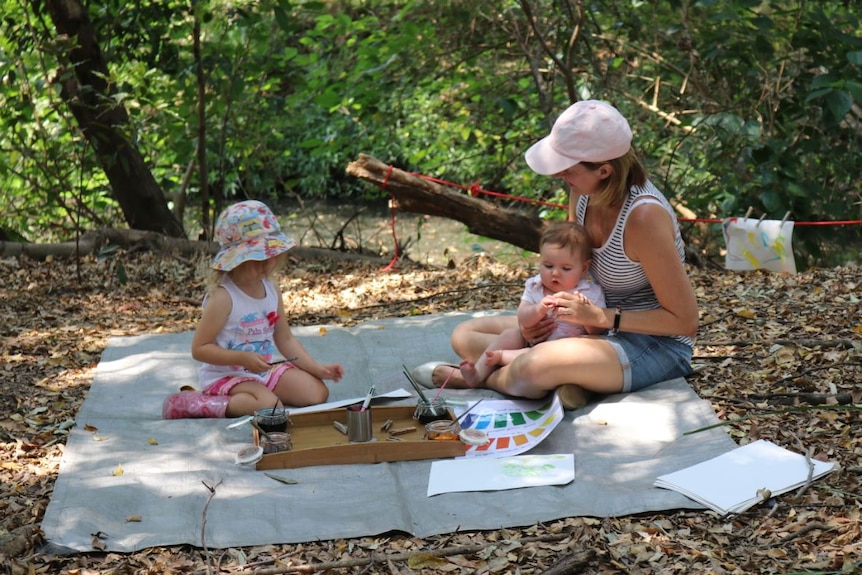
[{"x1": 1, "y1": 247, "x2": 860, "y2": 575}]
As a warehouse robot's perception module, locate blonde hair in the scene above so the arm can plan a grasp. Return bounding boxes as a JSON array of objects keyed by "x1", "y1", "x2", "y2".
[
  {"x1": 580, "y1": 148, "x2": 647, "y2": 207},
  {"x1": 540, "y1": 221, "x2": 592, "y2": 263},
  {"x1": 204, "y1": 252, "x2": 289, "y2": 296}
]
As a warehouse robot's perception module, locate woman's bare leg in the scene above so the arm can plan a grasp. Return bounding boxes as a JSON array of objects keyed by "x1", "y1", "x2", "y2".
[
  {"x1": 421, "y1": 315, "x2": 520, "y2": 388},
  {"x1": 484, "y1": 337, "x2": 625, "y2": 397},
  {"x1": 451, "y1": 315, "x2": 519, "y2": 362}
]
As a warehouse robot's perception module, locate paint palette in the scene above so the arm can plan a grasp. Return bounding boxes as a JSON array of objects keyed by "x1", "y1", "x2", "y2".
[{"x1": 457, "y1": 397, "x2": 564, "y2": 458}]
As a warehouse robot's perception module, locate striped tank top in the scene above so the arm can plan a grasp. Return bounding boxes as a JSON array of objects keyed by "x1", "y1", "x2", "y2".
[{"x1": 574, "y1": 180, "x2": 693, "y2": 349}]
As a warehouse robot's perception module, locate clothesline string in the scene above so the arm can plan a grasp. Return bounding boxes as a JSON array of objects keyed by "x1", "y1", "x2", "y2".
[
  {"x1": 405, "y1": 168, "x2": 862, "y2": 226},
  {"x1": 375, "y1": 164, "x2": 862, "y2": 269}
]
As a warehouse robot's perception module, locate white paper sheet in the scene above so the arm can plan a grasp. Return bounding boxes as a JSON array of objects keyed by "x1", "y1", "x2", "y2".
[
  {"x1": 654, "y1": 439, "x2": 837, "y2": 515},
  {"x1": 427, "y1": 454, "x2": 575, "y2": 496},
  {"x1": 723, "y1": 216, "x2": 796, "y2": 273}
]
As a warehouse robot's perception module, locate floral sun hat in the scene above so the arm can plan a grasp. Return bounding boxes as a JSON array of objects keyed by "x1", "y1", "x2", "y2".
[{"x1": 211, "y1": 200, "x2": 296, "y2": 271}]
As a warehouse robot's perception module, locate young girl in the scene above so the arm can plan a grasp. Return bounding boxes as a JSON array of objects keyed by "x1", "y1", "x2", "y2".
[
  {"x1": 459, "y1": 222, "x2": 605, "y2": 389},
  {"x1": 163, "y1": 200, "x2": 344, "y2": 419}
]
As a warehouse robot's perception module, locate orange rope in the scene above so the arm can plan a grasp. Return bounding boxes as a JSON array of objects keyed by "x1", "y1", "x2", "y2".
[
  {"x1": 372, "y1": 165, "x2": 862, "y2": 265},
  {"x1": 380, "y1": 165, "x2": 399, "y2": 272}
]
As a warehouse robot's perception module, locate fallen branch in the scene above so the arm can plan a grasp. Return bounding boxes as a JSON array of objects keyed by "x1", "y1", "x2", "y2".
[
  {"x1": 537, "y1": 548, "x2": 597, "y2": 575},
  {"x1": 201, "y1": 479, "x2": 223, "y2": 575},
  {"x1": 351, "y1": 282, "x2": 522, "y2": 311},
  {"x1": 770, "y1": 521, "x2": 832, "y2": 546},
  {"x1": 695, "y1": 339, "x2": 858, "y2": 349},
  {"x1": 746, "y1": 391, "x2": 858, "y2": 406},
  {"x1": 684, "y1": 403, "x2": 862, "y2": 435},
  {"x1": 0, "y1": 228, "x2": 390, "y2": 264},
  {"x1": 225, "y1": 533, "x2": 573, "y2": 575},
  {"x1": 347, "y1": 153, "x2": 547, "y2": 252}
]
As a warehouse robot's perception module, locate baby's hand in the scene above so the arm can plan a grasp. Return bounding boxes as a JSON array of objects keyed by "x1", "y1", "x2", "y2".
[{"x1": 320, "y1": 363, "x2": 344, "y2": 383}]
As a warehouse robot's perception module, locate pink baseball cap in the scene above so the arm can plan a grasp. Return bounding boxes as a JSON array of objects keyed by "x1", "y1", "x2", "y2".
[
  {"x1": 525, "y1": 100, "x2": 632, "y2": 175},
  {"x1": 211, "y1": 200, "x2": 296, "y2": 271}
]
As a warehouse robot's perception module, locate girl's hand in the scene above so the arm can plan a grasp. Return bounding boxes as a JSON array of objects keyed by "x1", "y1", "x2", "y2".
[
  {"x1": 318, "y1": 363, "x2": 344, "y2": 383},
  {"x1": 520, "y1": 315, "x2": 555, "y2": 346},
  {"x1": 239, "y1": 352, "x2": 272, "y2": 374}
]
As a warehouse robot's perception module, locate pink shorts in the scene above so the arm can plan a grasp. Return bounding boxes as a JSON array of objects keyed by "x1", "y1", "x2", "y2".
[{"x1": 203, "y1": 364, "x2": 294, "y2": 396}]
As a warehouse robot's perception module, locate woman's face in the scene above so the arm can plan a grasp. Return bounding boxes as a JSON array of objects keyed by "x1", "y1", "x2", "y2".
[{"x1": 554, "y1": 163, "x2": 608, "y2": 195}]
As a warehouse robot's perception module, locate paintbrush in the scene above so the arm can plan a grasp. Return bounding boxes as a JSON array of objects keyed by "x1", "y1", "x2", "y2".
[
  {"x1": 361, "y1": 385, "x2": 375, "y2": 411},
  {"x1": 401, "y1": 365, "x2": 430, "y2": 403},
  {"x1": 250, "y1": 419, "x2": 273, "y2": 441}
]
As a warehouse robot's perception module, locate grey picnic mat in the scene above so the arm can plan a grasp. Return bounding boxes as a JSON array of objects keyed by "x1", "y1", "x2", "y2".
[{"x1": 41, "y1": 311, "x2": 735, "y2": 553}]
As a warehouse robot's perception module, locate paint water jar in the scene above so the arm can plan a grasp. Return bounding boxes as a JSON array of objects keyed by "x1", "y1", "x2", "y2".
[
  {"x1": 413, "y1": 398, "x2": 449, "y2": 424},
  {"x1": 254, "y1": 408, "x2": 290, "y2": 433},
  {"x1": 425, "y1": 419, "x2": 461, "y2": 441}
]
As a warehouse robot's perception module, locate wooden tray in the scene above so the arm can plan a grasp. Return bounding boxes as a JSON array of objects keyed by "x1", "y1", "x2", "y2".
[{"x1": 254, "y1": 405, "x2": 465, "y2": 470}]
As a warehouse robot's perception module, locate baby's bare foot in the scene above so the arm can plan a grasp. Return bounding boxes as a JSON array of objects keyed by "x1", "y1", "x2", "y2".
[
  {"x1": 483, "y1": 349, "x2": 504, "y2": 368},
  {"x1": 459, "y1": 360, "x2": 482, "y2": 387}
]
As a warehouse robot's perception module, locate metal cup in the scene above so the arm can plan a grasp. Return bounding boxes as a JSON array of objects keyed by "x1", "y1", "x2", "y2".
[{"x1": 346, "y1": 405, "x2": 372, "y2": 442}]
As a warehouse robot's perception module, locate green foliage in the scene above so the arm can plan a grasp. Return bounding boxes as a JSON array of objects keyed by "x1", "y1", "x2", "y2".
[{"x1": 0, "y1": 0, "x2": 859, "y2": 267}]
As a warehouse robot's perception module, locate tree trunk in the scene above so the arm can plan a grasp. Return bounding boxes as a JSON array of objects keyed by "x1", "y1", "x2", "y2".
[
  {"x1": 44, "y1": 0, "x2": 185, "y2": 238},
  {"x1": 346, "y1": 154, "x2": 547, "y2": 253}
]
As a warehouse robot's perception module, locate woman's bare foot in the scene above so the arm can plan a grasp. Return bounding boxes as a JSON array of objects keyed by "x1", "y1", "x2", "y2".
[
  {"x1": 459, "y1": 360, "x2": 483, "y2": 387},
  {"x1": 428, "y1": 363, "x2": 474, "y2": 389}
]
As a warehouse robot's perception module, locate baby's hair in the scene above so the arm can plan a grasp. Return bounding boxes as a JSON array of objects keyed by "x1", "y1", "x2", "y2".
[{"x1": 540, "y1": 221, "x2": 592, "y2": 262}]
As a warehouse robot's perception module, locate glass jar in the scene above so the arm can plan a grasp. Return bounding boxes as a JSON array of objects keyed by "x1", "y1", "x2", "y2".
[
  {"x1": 424, "y1": 419, "x2": 461, "y2": 441},
  {"x1": 413, "y1": 398, "x2": 449, "y2": 424},
  {"x1": 254, "y1": 407, "x2": 290, "y2": 433},
  {"x1": 260, "y1": 431, "x2": 293, "y2": 454}
]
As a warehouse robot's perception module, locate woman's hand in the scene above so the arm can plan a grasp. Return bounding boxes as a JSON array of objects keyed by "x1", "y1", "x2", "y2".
[
  {"x1": 551, "y1": 291, "x2": 608, "y2": 328},
  {"x1": 520, "y1": 314, "x2": 555, "y2": 346}
]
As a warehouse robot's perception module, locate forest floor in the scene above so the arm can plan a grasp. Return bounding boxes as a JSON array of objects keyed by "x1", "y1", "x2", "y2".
[{"x1": 1, "y1": 228, "x2": 861, "y2": 574}]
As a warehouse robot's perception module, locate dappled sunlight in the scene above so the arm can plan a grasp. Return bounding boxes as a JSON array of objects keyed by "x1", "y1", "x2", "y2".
[
  {"x1": 586, "y1": 402, "x2": 681, "y2": 443},
  {"x1": 3, "y1": 251, "x2": 861, "y2": 572}
]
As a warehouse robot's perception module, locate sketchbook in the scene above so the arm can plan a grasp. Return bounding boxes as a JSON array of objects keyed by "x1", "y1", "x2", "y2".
[{"x1": 653, "y1": 439, "x2": 837, "y2": 515}]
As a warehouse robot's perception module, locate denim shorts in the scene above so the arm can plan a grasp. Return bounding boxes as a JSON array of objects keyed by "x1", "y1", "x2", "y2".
[{"x1": 603, "y1": 332, "x2": 693, "y2": 393}]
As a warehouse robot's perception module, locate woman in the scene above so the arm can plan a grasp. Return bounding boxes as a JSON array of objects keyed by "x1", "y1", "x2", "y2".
[{"x1": 412, "y1": 100, "x2": 698, "y2": 409}]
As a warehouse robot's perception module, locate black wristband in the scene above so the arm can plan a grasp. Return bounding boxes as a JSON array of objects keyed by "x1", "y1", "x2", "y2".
[{"x1": 612, "y1": 307, "x2": 622, "y2": 332}]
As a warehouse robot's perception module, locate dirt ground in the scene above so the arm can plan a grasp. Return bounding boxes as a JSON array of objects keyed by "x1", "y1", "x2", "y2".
[{"x1": 1, "y1": 222, "x2": 860, "y2": 573}]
